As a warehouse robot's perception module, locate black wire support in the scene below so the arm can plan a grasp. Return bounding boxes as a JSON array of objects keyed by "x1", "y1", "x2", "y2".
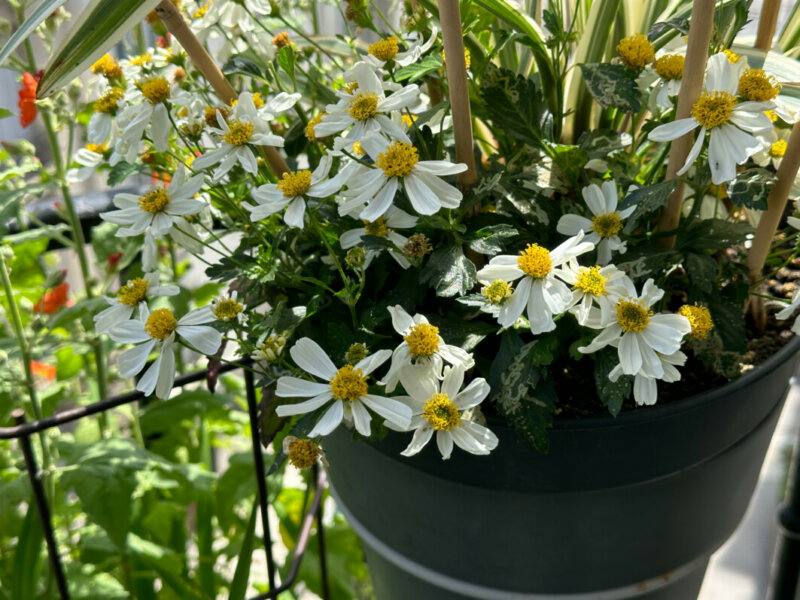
[{"x1": 1, "y1": 361, "x2": 330, "y2": 600}]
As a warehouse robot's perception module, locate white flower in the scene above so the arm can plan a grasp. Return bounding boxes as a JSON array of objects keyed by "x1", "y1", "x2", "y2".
[
  {"x1": 559, "y1": 262, "x2": 629, "y2": 326},
  {"x1": 314, "y1": 62, "x2": 419, "y2": 142},
  {"x1": 275, "y1": 337, "x2": 412, "y2": 437},
  {"x1": 609, "y1": 350, "x2": 686, "y2": 406},
  {"x1": 109, "y1": 306, "x2": 221, "y2": 399},
  {"x1": 118, "y1": 75, "x2": 174, "y2": 152},
  {"x1": 650, "y1": 52, "x2": 685, "y2": 109},
  {"x1": 648, "y1": 52, "x2": 774, "y2": 184},
  {"x1": 338, "y1": 132, "x2": 467, "y2": 221},
  {"x1": 579, "y1": 278, "x2": 691, "y2": 379},
  {"x1": 244, "y1": 155, "x2": 341, "y2": 228},
  {"x1": 753, "y1": 127, "x2": 790, "y2": 170},
  {"x1": 556, "y1": 180, "x2": 634, "y2": 265},
  {"x1": 382, "y1": 305, "x2": 474, "y2": 393},
  {"x1": 66, "y1": 144, "x2": 106, "y2": 183},
  {"x1": 193, "y1": 92, "x2": 285, "y2": 180},
  {"x1": 476, "y1": 234, "x2": 594, "y2": 334},
  {"x1": 210, "y1": 290, "x2": 246, "y2": 324},
  {"x1": 391, "y1": 365, "x2": 498, "y2": 460},
  {"x1": 339, "y1": 206, "x2": 418, "y2": 269},
  {"x1": 94, "y1": 272, "x2": 179, "y2": 334},
  {"x1": 252, "y1": 333, "x2": 287, "y2": 362},
  {"x1": 775, "y1": 289, "x2": 800, "y2": 335},
  {"x1": 87, "y1": 88, "x2": 126, "y2": 144},
  {"x1": 364, "y1": 26, "x2": 437, "y2": 69}
]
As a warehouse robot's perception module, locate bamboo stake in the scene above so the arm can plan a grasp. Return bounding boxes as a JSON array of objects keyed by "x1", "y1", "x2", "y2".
[
  {"x1": 155, "y1": 0, "x2": 289, "y2": 176},
  {"x1": 754, "y1": 0, "x2": 782, "y2": 51},
  {"x1": 439, "y1": 0, "x2": 478, "y2": 191},
  {"x1": 656, "y1": 0, "x2": 715, "y2": 246}
]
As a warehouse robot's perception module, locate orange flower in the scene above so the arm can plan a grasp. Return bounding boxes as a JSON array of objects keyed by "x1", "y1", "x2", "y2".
[
  {"x1": 30, "y1": 361, "x2": 56, "y2": 380},
  {"x1": 18, "y1": 72, "x2": 38, "y2": 128},
  {"x1": 34, "y1": 282, "x2": 69, "y2": 314}
]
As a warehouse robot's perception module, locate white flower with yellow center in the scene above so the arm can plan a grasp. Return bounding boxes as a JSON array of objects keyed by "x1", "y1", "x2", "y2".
[
  {"x1": 648, "y1": 52, "x2": 774, "y2": 184},
  {"x1": 579, "y1": 278, "x2": 691, "y2": 379},
  {"x1": 559, "y1": 262, "x2": 629, "y2": 326},
  {"x1": 339, "y1": 206, "x2": 418, "y2": 269},
  {"x1": 753, "y1": 127, "x2": 790, "y2": 170},
  {"x1": 108, "y1": 306, "x2": 221, "y2": 399},
  {"x1": 557, "y1": 180, "x2": 634, "y2": 265},
  {"x1": 389, "y1": 365, "x2": 498, "y2": 460},
  {"x1": 476, "y1": 234, "x2": 595, "y2": 334},
  {"x1": 193, "y1": 92, "x2": 284, "y2": 180},
  {"x1": 338, "y1": 132, "x2": 467, "y2": 221},
  {"x1": 118, "y1": 76, "x2": 174, "y2": 152},
  {"x1": 314, "y1": 62, "x2": 420, "y2": 142},
  {"x1": 211, "y1": 290, "x2": 246, "y2": 324},
  {"x1": 94, "y1": 272, "x2": 179, "y2": 334},
  {"x1": 609, "y1": 350, "x2": 686, "y2": 406},
  {"x1": 88, "y1": 87, "x2": 125, "y2": 144},
  {"x1": 651, "y1": 53, "x2": 685, "y2": 108},
  {"x1": 244, "y1": 155, "x2": 341, "y2": 228},
  {"x1": 382, "y1": 305, "x2": 474, "y2": 393},
  {"x1": 364, "y1": 26, "x2": 437, "y2": 69},
  {"x1": 275, "y1": 337, "x2": 412, "y2": 437},
  {"x1": 66, "y1": 143, "x2": 107, "y2": 183}
]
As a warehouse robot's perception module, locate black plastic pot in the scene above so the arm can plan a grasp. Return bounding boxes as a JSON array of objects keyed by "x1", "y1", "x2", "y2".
[{"x1": 325, "y1": 337, "x2": 800, "y2": 599}]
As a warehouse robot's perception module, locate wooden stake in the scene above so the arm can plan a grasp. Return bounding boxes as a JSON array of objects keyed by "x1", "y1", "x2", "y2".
[
  {"x1": 155, "y1": 0, "x2": 289, "y2": 176},
  {"x1": 754, "y1": 0, "x2": 782, "y2": 51},
  {"x1": 439, "y1": 0, "x2": 478, "y2": 191},
  {"x1": 656, "y1": 0, "x2": 716, "y2": 246}
]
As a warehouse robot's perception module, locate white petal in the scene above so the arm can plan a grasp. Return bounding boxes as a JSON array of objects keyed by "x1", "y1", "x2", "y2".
[
  {"x1": 276, "y1": 392, "x2": 334, "y2": 416},
  {"x1": 290, "y1": 337, "x2": 338, "y2": 379},
  {"x1": 155, "y1": 345, "x2": 176, "y2": 399},
  {"x1": 633, "y1": 375, "x2": 658, "y2": 405},
  {"x1": 350, "y1": 400, "x2": 372, "y2": 436},
  {"x1": 308, "y1": 400, "x2": 345, "y2": 436},
  {"x1": 276, "y1": 377, "x2": 331, "y2": 398},
  {"x1": 401, "y1": 426, "x2": 434, "y2": 455},
  {"x1": 648, "y1": 118, "x2": 699, "y2": 142},
  {"x1": 118, "y1": 340, "x2": 156, "y2": 377},
  {"x1": 355, "y1": 349, "x2": 392, "y2": 376},
  {"x1": 498, "y1": 277, "x2": 531, "y2": 327},
  {"x1": 436, "y1": 431, "x2": 454, "y2": 459}
]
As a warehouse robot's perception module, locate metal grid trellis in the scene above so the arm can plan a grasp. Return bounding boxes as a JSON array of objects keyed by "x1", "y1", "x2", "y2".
[{"x1": 0, "y1": 359, "x2": 330, "y2": 600}]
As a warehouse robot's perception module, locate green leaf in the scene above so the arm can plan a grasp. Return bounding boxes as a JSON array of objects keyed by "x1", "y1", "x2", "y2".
[
  {"x1": 579, "y1": 63, "x2": 642, "y2": 113},
  {"x1": 420, "y1": 245, "x2": 477, "y2": 297},
  {"x1": 729, "y1": 168, "x2": 775, "y2": 210},
  {"x1": 55, "y1": 346, "x2": 83, "y2": 380},
  {"x1": 38, "y1": 0, "x2": 162, "y2": 97},
  {"x1": 0, "y1": 108, "x2": 13, "y2": 120},
  {"x1": 2, "y1": 224, "x2": 70, "y2": 245},
  {"x1": 277, "y1": 46, "x2": 296, "y2": 86},
  {"x1": 648, "y1": 18, "x2": 690, "y2": 41},
  {"x1": 550, "y1": 144, "x2": 589, "y2": 185},
  {"x1": 127, "y1": 533, "x2": 200, "y2": 598},
  {"x1": 0, "y1": 0, "x2": 67, "y2": 68},
  {"x1": 0, "y1": 160, "x2": 40, "y2": 183},
  {"x1": 594, "y1": 350, "x2": 630, "y2": 417},
  {"x1": 107, "y1": 160, "x2": 147, "y2": 186},
  {"x1": 229, "y1": 501, "x2": 258, "y2": 600},
  {"x1": 465, "y1": 224, "x2": 518, "y2": 254},
  {"x1": 578, "y1": 128, "x2": 632, "y2": 159},
  {"x1": 394, "y1": 53, "x2": 443, "y2": 82},
  {"x1": 12, "y1": 507, "x2": 43, "y2": 600},
  {"x1": 224, "y1": 56, "x2": 267, "y2": 80},
  {"x1": 619, "y1": 180, "x2": 678, "y2": 233},
  {"x1": 679, "y1": 218, "x2": 753, "y2": 252},
  {"x1": 685, "y1": 253, "x2": 718, "y2": 294},
  {"x1": 138, "y1": 389, "x2": 230, "y2": 436},
  {"x1": 480, "y1": 63, "x2": 552, "y2": 149}
]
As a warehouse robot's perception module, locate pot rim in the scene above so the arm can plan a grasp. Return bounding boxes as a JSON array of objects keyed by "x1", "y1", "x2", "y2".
[{"x1": 550, "y1": 334, "x2": 800, "y2": 431}]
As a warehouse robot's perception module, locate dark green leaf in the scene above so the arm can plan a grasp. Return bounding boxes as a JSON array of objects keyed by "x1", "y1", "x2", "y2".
[
  {"x1": 619, "y1": 180, "x2": 678, "y2": 233},
  {"x1": 12, "y1": 507, "x2": 42, "y2": 600},
  {"x1": 420, "y1": 245, "x2": 477, "y2": 297},
  {"x1": 394, "y1": 53, "x2": 443, "y2": 82},
  {"x1": 107, "y1": 161, "x2": 147, "y2": 186},
  {"x1": 550, "y1": 144, "x2": 589, "y2": 185},
  {"x1": 578, "y1": 128, "x2": 631, "y2": 159},
  {"x1": 729, "y1": 168, "x2": 775, "y2": 210},
  {"x1": 465, "y1": 224, "x2": 518, "y2": 254},
  {"x1": 648, "y1": 18, "x2": 690, "y2": 40},
  {"x1": 579, "y1": 63, "x2": 642, "y2": 113},
  {"x1": 685, "y1": 253, "x2": 718, "y2": 294},
  {"x1": 679, "y1": 218, "x2": 753, "y2": 252},
  {"x1": 229, "y1": 502, "x2": 258, "y2": 600},
  {"x1": 594, "y1": 350, "x2": 630, "y2": 417},
  {"x1": 224, "y1": 56, "x2": 266, "y2": 80}
]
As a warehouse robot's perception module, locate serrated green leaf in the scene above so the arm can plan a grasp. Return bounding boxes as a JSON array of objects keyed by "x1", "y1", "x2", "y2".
[
  {"x1": 465, "y1": 224, "x2": 518, "y2": 254},
  {"x1": 277, "y1": 46, "x2": 296, "y2": 86},
  {"x1": 419, "y1": 245, "x2": 477, "y2": 297},
  {"x1": 679, "y1": 218, "x2": 753, "y2": 252},
  {"x1": 594, "y1": 350, "x2": 630, "y2": 417},
  {"x1": 0, "y1": 0, "x2": 67, "y2": 69},
  {"x1": 729, "y1": 168, "x2": 775, "y2": 210},
  {"x1": 685, "y1": 252, "x2": 717, "y2": 294},
  {"x1": 107, "y1": 161, "x2": 147, "y2": 186},
  {"x1": 619, "y1": 180, "x2": 678, "y2": 233},
  {"x1": 38, "y1": 0, "x2": 162, "y2": 97},
  {"x1": 394, "y1": 53, "x2": 443, "y2": 82},
  {"x1": 579, "y1": 63, "x2": 642, "y2": 113},
  {"x1": 578, "y1": 128, "x2": 631, "y2": 159}
]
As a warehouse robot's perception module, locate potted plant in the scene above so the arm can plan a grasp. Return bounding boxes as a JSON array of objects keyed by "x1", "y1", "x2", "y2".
[{"x1": 13, "y1": 0, "x2": 800, "y2": 597}]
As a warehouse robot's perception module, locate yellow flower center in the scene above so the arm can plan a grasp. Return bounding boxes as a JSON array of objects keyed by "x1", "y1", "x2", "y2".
[
  {"x1": 257, "y1": 334, "x2": 286, "y2": 362},
  {"x1": 376, "y1": 141, "x2": 419, "y2": 177},
  {"x1": 482, "y1": 279, "x2": 513, "y2": 303},
  {"x1": 770, "y1": 139, "x2": 787, "y2": 158},
  {"x1": 139, "y1": 76, "x2": 170, "y2": 104},
  {"x1": 94, "y1": 88, "x2": 124, "y2": 114},
  {"x1": 654, "y1": 54, "x2": 684, "y2": 80},
  {"x1": 329, "y1": 365, "x2": 368, "y2": 401},
  {"x1": 144, "y1": 308, "x2": 177, "y2": 339},
  {"x1": 223, "y1": 119, "x2": 254, "y2": 146},
  {"x1": 130, "y1": 52, "x2": 152, "y2": 66},
  {"x1": 765, "y1": 110, "x2": 778, "y2": 123},
  {"x1": 213, "y1": 298, "x2": 243, "y2": 321},
  {"x1": 574, "y1": 266, "x2": 608, "y2": 297},
  {"x1": 205, "y1": 105, "x2": 231, "y2": 128},
  {"x1": 724, "y1": 49, "x2": 741, "y2": 63},
  {"x1": 276, "y1": 170, "x2": 312, "y2": 197},
  {"x1": 678, "y1": 304, "x2": 713, "y2": 339},
  {"x1": 287, "y1": 439, "x2": 320, "y2": 469},
  {"x1": 404, "y1": 323, "x2": 440, "y2": 358},
  {"x1": 90, "y1": 54, "x2": 122, "y2": 79},
  {"x1": 738, "y1": 68, "x2": 780, "y2": 102},
  {"x1": 616, "y1": 34, "x2": 655, "y2": 70},
  {"x1": 193, "y1": 1, "x2": 212, "y2": 18},
  {"x1": 349, "y1": 92, "x2": 379, "y2": 121},
  {"x1": 137, "y1": 187, "x2": 171, "y2": 213},
  {"x1": 352, "y1": 141, "x2": 365, "y2": 156},
  {"x1": 85, "y1": 142, "x2": 107, "y2": 153},
  {"x1": 401, "y1": 113, "x2": 418, "y2": 128},
  {"x1": 305, "y1": 113, "x2": 325, "y2": 141},
  {"x1": 422, "y1": 393, "x2": 461, "y2": 431},
  {"x1": 272, "y1": 31, "x2": 291, "y2": 48},
  {"x1": 616, "y1": 299, "x2": 652, "y2": 333},
  {"x1": 590, "y1": 212, "x2": 623, "y2": 238},
  {"x1": 364, "y1": 217, "x2": 388, "y2": 237},
  {"x1": 116, "y1": 278, "x2": 149, "y2": 306},
  {"x1": 369, "y1": 36, "x2": 399, "y2": 61},
  {"x1": 517, "y1": 244, "x2": 552, "y2": 279},
  {"x1": 691, "y1": 91, "x2": 736, "y2": 129}
]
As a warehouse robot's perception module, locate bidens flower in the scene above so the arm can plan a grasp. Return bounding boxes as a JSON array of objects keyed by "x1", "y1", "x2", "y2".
[
  {"x1": 609, "y1": 350, "x2": 687, "y2": 406},
  {"x1": 476, "y1": 234, "x2": 594, "y2": 334},
  {"x1": 109, "y1": 306, "x2": 222, "y2": 399},
  {"x1": 556, "y1": 180, "x2": 634, "y2": 265},
  {"x1": 339, "y1": 206, "x2": 418, "y2": 269},
  {"x1": 94, "y1": 272, "x2": 179, "y2": 333},
  {"x1": 391, "y1": 365, "x2": 498, "y2": 460},
  {"x1": 275, "y1": 337, "x2": 412, "y2": 437},
  {"x1": 559, "y1": 263, "x2": 629, "y2": 327}
]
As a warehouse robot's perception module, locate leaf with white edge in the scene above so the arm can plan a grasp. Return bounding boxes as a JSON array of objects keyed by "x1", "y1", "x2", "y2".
[
  {"x1": 0, "y1": 0, "x2": 67, "y2": 69},
  {"x1": 395, "y1": 53, "x2": 443, "y2": 82},
  {"x1": 37, "y1": 0, "x2": 162, "y2": 98},
  {"x1": 619, "y1": 180, "x2": 678, "y2": 233},
  {"x1": 420, "y1": 245, "x2": 477, "y2": 297},
  {"x1": 729, "y1": 168, "x2": 775, "y2": 211},
  {"x1": 579, "y1": 63, "x2": 642, "y2": 113},
  {"x1": 578, "y1": 128, "x2": 632, "y2": 159},
  {"x1": 466, "y1": 224, "x2": 518, "y2": 254}
]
